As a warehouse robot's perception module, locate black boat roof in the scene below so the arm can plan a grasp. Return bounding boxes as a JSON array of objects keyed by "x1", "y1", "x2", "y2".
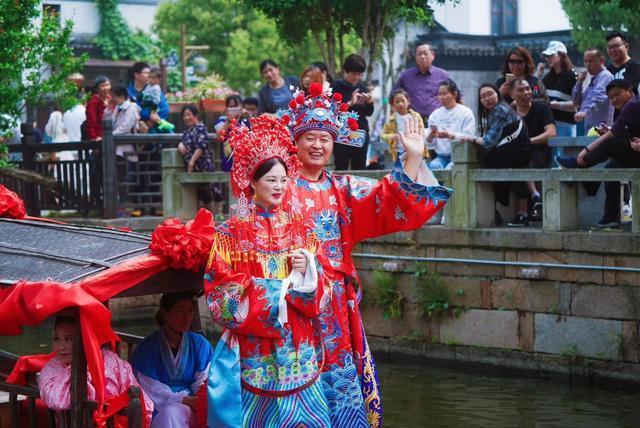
[{"x1": 0, "y1": 218, "x2": 151, "y2": 286}]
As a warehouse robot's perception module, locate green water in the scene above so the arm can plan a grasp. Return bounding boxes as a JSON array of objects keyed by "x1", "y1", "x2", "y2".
[{"x1": 3, "y1": 322, "x2": 640, "y2": 428}]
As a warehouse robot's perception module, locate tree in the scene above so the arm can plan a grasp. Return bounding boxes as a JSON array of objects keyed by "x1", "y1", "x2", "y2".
[
  {"x1": 560, "y1": 0, "x2": 640, "y2": 51},
  {"x1": 95, "y1": 0, "x2": 161, "y2": 61},
  {"x1": 154, "y1": 0, "x2": 336, "y2": 95},
  {"x1": 243, "y1": 0, "x2": 450, "y2": 77},
  {"x1": 0, "y1": 0, "x2": 85, "y2": 166}
]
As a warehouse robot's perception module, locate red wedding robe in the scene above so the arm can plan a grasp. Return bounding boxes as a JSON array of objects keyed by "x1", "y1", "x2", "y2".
[{"x1": 293, "y1": 166, "x2": 452, "y2": 427}]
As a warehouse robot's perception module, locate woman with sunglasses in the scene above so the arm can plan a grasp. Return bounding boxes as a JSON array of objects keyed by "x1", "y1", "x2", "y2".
[{"x1": 496, "y1": 46, "x2": 548, "y2": 104}]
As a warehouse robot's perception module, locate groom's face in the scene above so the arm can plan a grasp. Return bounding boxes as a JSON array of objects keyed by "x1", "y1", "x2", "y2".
[{"x1": 296, "y1": 130, "x2": 334, "y2": 170}]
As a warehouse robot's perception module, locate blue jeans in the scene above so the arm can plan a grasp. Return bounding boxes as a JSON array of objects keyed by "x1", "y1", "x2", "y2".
[{"x1": 429, "y1": 155, "x2": 452, "y2": 170}]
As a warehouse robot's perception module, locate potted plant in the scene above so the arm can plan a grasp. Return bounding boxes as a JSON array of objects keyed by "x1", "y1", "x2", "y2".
[
  {"x1": 166, "y1": 90, "x2": 201, "y2": 113},
  {"x1": 192, "y1": 74, "x2": 237, "y2": 112}
]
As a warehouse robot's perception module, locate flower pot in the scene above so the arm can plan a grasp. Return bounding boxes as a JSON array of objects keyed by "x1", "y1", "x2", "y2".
[{"x1": 200, "y1": 98, "x2": 226, "y2": 113}]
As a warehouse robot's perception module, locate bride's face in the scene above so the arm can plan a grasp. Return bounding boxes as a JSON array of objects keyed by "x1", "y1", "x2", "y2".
[{"x1": 251, "y1": 161, "x2": 289, "y2": 208}]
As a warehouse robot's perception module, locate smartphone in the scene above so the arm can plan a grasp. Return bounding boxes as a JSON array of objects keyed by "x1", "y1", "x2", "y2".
[
  {"x1": 505, "y1": 73, "x2": 516, "y2": 82},
  {"x1": 227, "y1": 107, "x2": 242, "y2": 116},
  {"x1": 430, "y1": 124, "x2": 438, "y2": 132}
]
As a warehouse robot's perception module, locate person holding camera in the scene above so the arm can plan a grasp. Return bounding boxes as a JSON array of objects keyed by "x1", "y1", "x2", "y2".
[
  {"x1": 332, "y1": 54, "x2": 374, "y2": 170},
  {"x1": 557, "y1": 79, "x2": 640, "y2": 228},
  {"x1": 572, "y1": 48, "x2": 614, "y2": 134}
]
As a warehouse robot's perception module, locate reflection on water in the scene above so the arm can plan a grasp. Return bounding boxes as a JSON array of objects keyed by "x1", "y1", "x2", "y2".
[
  {"x1": 3, "y1": 322, "x2": 640, "y2": 427},
  {"x1": 378, "y1": 362, "x2": 640, "y2": 428}
]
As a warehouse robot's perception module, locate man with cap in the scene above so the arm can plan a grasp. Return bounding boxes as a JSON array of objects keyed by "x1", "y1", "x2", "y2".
[
  {"x1": 278, "y1": 82, "x2": 452, "y2": 427},
  {"x1": 537, "y1": 41, "x2": 578, "y2": 136}
]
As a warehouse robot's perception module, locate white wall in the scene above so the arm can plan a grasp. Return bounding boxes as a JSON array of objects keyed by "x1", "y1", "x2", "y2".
[
  {"x1": 432, "y1": 0, "x2": 492, "y2": 35},
  {"x1": 431, "y1": 0, "x2": 570, "y2": 35},
  {"x1": 517, "y1": 0, "x2": 571, "y2": 33},
  {"x1": 54, "y1": 1, "x2": 158, "y2": 35}
]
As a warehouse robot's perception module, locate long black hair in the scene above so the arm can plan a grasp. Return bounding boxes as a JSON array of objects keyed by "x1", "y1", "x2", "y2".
[{"x1": 477, "y1": 83, "x2": 502, "y2": 135}]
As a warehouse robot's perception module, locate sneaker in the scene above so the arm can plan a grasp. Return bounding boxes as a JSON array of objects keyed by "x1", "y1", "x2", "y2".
[
  {"x1": 555, "y1": 155, "x2": 578, "y2": 168},
  {"x1": 507, "y1": 213, "x2": 530, "y2": 227},
  {"x1": 596, "y1": 216, "x2": 621, "y2": 229},
  {"x1": 530, "y1": 195, "x2": 543, "y2": 221}
]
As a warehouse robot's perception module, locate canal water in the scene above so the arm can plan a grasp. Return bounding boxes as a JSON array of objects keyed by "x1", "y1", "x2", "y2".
[{"x1": 2, "y1": 321, "x2": 639, "y2": 428}]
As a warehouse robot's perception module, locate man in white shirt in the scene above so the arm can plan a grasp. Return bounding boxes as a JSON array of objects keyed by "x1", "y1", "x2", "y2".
[{"x1": 62, "y1": 102, "x2": 86, "y2": 142}]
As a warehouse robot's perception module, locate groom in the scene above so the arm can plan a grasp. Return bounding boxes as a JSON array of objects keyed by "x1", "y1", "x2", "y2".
[{"x1": 279, "y1": 83, "x2": 452, "y2": 427}]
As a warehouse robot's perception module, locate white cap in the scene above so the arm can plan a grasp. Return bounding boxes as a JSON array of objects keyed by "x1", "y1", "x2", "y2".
[{"x1": 542, "y1": 41, "x2": 567, "y2": 56}]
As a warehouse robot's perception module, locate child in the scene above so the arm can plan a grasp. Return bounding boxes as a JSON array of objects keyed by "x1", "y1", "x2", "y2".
[
  {"x1": 242, "y1": 97, "x2": 259, "y2": 118},
  {"x1": 142, "y1": 68, "x2": 174, "y2": 133},
  {"x1": 38, "y1": 315, "x2": 153, "y2": 426},
  {"x1": 381, "y1": 89, "x2": 427, "y2": 162}
]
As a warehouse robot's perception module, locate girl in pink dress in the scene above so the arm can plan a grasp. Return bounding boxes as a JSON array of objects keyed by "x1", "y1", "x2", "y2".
[{"x1": 38, "y1": 315, "x2": 154, "y2": 426}]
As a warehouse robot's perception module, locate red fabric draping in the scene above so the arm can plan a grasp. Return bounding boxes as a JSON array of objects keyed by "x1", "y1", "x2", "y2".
[
  {"x1": 94, "y1": 386, "x2": 149, "y2": 428},
  {"x1": 149, "y1": 208, "x2": 215, "y2": 272},
  {"x1": 0, "y1": 184, "x2": 26, "y2": 219},
  {"x1": 2, "y1": 207, "x2": 216, "y2": 426},
  {"x1": 5, "y1": 352, "x2": 56, "y2": 385}
]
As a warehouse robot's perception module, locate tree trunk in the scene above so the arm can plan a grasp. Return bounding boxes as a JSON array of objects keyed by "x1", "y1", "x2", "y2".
[
  {"x1": 360, "y1": 0, "x2": 372, "y2": 58},
  {"x1": 313, "y1": 31, "x2": 328, "y2": 65},
  {"x1": 366, "y1": 5, "x2": 387, "y2": 81},
  {"x1": 323, "y1": 1, "x2": 337, "y2": 77},
  {"x1": 338, "y1": 24, "x2": 346, "y2": 70}
]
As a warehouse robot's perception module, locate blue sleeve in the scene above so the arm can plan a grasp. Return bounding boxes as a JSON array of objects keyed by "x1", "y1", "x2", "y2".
[
  {"x1": 582, "y1": 73, "x2": 612, "y2": 113},
  {"x1": 158, "y1": 92, "x2": 170, "y2": 120},
  {"x1": 191, "y1": 332, "x2": 214, "y2": 372},
  {"x1": 131, "y1": 334, "x2": 159, "y2": 380},
  {"x1": 483, "y1": 105, "x2": 512, "y2": 149}
]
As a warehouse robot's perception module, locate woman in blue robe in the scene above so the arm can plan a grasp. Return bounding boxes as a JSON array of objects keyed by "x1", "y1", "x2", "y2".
[{"x1": 132, "y1": 292, "x2": 214, "y2": 427}]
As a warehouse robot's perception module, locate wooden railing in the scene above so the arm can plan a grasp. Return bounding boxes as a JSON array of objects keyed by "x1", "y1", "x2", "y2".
[
  {"x1": 0, "y1": 331, "x2": 145, "y2": 428},
  {"x1": 3, "y1": 121, "x2": 224, "y2": 218}
]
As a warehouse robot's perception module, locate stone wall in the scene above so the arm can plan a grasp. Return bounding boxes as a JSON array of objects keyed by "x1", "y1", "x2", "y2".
[{"x1": 356, "y1": 227, "x2": 640, "y2": 376}]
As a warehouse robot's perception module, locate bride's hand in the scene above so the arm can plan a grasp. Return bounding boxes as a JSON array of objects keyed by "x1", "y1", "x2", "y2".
[{"x1": 289, "y1": 250, "x2": 307, "y2": 274}]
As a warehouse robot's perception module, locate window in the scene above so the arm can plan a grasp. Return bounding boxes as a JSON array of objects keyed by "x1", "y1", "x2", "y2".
[
  {"x1": 491, "y1": 0, "x2": 518, "y2": 35},
  {"x1": 43, "y1": 4, "x2": 61, "y2": 25}
]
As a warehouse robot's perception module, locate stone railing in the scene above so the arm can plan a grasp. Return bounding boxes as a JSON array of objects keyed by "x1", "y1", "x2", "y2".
[{"x1": 162, "y1": 140, "x2": 640, "y2": 233}]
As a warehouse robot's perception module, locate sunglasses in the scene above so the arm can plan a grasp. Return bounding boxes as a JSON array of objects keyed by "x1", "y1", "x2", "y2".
[{"x1": 508, "y1": 59, "x2": 526, "y2": 65}]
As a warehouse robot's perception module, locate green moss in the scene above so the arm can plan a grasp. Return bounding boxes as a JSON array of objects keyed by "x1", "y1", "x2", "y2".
[
  {"x1": 368, "y1": 270, "x2": 405, "y2": 320},
  {"x1": 412, "y1": 263, "x2": 452, "y2": 319}
]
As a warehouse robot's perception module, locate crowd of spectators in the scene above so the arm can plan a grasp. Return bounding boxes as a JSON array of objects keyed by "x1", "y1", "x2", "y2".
[{"x1": 23, "y1": 29, "x2": 638, "y2": 228}]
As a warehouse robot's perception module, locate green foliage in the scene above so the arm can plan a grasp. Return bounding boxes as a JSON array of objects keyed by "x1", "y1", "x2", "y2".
[
  {"x1": 559, "y1": 343, "x2": 583, "y2": 363},
  {"x1": 244, "y1": 0, "x2": 451, "y2": 75},
  {"x1": 369, "y1": 270, "x2": 405, "y2": 320},
  {"x1": 0, "y1": 0, "x2": 85, "y2": 162},
  {"x1": 154, "y1": 0, "x2": 328, "y2": 95},
  {"x1": 95, "y1": 0, "x2": 161, "y2": 61},
  {"x1": 560, "y1": 0, "x2": 640, "y2": 49},
  {"x1": 413, "y1": 263, "x2": 452, "y2": 319}
]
